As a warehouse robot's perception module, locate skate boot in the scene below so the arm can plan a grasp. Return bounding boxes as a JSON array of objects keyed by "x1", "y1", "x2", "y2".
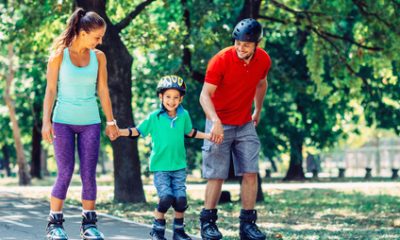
[
  {"x1": 172, "y1": 218, "x2": 191, "y2": 240},
  {"x1": 150, "y1": 219, "x2": 167, "y2": 240},
  {"x1": 200, "y1": 208, "x2": 222, "y2": 240},
  {"x1": 46, "y1": 213, "x2": 68, "y2": 240},
  {"x1": 239, "y1": 209, "x2": 266, "y2": 240},
  {"x1": 80, "y1": 211, "x2": 104, "y2": 240}
]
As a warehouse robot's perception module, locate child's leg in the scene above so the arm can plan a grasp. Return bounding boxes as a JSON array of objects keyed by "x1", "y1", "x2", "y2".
[
  {"x1": 171, "y1": 168, "x2": 188, "y2": 213},
  {"x1": 171, "y1": 169, "x2": 191, "y2": 240},
  {"x1": 151, "y1": 171, "x2": 174, "y2": 240},
  {"x1": 154, "y1": 171, "x2": 174, "y2": 216}
]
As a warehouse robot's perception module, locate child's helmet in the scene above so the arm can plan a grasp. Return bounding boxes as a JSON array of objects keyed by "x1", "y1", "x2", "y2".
[
  {"x1": 156, "y1": 75, "x2": 186, "y2": 95},
  {"x1": 232, "y1": 18, "x2": 263, "y2": 43}
]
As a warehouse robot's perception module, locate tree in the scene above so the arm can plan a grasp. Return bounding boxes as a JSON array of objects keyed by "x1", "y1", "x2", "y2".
[
  {"x1": 3, "y1": 44, "x2": 31, "y2": 185},
  {"x1": 255, "y1": 0, "x2": 400, "y2": 180},
  {"x1": 72, "y1": 0, "x2": 156, "y2": 203}
]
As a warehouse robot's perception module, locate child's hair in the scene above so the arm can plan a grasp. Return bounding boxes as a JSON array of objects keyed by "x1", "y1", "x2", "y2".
[{"x1": 51, "y1": 8, "x2": 106, "y2": 53}]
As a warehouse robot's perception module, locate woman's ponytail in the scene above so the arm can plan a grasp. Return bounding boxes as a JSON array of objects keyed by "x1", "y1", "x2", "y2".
[{"x1": 50, "y1": 8, "x2": 105, "y2": 54}]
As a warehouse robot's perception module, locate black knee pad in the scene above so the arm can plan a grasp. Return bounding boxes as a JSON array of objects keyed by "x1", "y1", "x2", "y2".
[
  {"x1": 157, "y1": 195, "x2": 174, "y2": 213},
  {"x1": 172, "y1": 196, "x2": 188, "y2": 212}
]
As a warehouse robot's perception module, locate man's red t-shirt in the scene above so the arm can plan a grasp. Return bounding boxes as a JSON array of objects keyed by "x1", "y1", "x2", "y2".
[{"x1": 205, "y1": 46, "x2": 272, "y2": 125}]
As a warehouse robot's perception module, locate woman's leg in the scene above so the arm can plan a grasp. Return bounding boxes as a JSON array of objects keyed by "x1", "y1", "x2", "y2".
[
  {"x1": 76, "y1": 124, "x2": 101, "y2": 209},
  {"x1": 51, "y1": 123, "x2": 76, "y2": 211}
]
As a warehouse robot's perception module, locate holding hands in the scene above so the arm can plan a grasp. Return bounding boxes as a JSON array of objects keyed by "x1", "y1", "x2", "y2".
[
  {"x1": 106, "y1": 119, "x2": 119, "y2": 141},
  {"x1": 209, "y1": 119, "x2": 224, "y2": 144}
]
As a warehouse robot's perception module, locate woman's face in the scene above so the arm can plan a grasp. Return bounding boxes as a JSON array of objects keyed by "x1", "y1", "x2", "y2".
[{"x1": 80, "y1": 26, "x2": 106, "y2": 49}]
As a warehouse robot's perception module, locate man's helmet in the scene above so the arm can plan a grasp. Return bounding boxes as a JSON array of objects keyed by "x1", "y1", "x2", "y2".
[
  {"x1": 156, "y1": 75, "x2": 186, "y2": 95},
  {"x1": 232, "y1": 18, "x2": 263, "y2": 42}
]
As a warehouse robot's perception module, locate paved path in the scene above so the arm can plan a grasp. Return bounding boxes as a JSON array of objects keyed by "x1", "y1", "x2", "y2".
[
  {"x1": 1, "y1": 181, "x2": 399, "y2": 239},
  {"x1": 0, "y1": 191, "x2": 199, "y2": 240}
]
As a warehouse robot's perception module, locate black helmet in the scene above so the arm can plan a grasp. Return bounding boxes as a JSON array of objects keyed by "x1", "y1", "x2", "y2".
[
  {"x1": 232, "y1": 18, "x2": 263, "y2": 42},
  {"x1": 156, "y1": 75, "x2": 186, "y2": 95}
]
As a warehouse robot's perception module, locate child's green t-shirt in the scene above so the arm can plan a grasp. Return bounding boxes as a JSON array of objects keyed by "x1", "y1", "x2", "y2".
[{"x1": 137, "y1": 106, "x2": 193, "y2": 172}]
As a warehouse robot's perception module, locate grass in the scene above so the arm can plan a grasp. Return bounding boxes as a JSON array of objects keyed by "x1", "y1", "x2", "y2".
[
  {"x1": 1, "y1": 175, "x2": 400, "y2": 239},
  {"x1": 70, "y1": 187, "x2": 400, "y2": 240}
]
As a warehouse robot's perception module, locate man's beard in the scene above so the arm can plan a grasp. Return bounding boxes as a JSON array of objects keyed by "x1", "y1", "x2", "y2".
[{"x1": 238, "y1": 52, "x2": 254, "y2": 60}]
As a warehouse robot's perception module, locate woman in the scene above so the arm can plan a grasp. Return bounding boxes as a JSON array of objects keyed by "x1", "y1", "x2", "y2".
[{"x1": 42, "y1": 8, "x2": 118, "y2": 240}]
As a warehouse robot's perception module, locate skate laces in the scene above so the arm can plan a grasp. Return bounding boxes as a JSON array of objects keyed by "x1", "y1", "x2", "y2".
[
  {"x1": 47, "y1": 227, "x2": 68, "y2": 239},
  {"x1": 81, "y1": 226, "x2": 104, "y2": 239}
]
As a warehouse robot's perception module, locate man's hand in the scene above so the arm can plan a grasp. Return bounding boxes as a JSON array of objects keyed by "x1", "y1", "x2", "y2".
[
  {"x1": 210, "y1": 120, "x2": 224, "y2": 144},
  {"x1": 252, "y1": 111, "x2": 261, "y2": 127}
]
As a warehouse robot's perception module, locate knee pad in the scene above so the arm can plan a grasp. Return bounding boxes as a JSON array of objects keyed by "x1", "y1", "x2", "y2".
[
  {"x1": 172, "y1": 197, "x2": 188, "y2": 212},
  {"x1": 157, "y1": 195, "x2": 174, "y2": 213}
]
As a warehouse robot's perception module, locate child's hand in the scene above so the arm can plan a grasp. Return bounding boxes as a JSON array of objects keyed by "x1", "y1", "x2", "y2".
[{"x1": 205, "y1": 133, "x2": 212, "y2": 140}]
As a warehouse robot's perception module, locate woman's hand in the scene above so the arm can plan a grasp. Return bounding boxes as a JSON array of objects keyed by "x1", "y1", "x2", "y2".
[
  {"x1": 106, "y1": 124, "x2": 119, "y2": 141},
  {"x1": 42, "y1": 121, "x2": 54, "y2": 144}
]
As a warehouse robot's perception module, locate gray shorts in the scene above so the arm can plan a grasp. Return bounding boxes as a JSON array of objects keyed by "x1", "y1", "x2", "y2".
[{"x1": 202, "y1": 120, "x2": 260, "y2": 179}]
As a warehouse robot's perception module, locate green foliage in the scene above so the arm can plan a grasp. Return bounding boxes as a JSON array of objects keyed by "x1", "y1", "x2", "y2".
[{"x1": 0, "y1": 0, "x2": 399, "y2": 175}]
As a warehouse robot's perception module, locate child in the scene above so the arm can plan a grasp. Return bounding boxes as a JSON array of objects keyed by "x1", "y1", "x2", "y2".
[{"x1": 119, "y1": 75, "x2": 210, "y2": 240}]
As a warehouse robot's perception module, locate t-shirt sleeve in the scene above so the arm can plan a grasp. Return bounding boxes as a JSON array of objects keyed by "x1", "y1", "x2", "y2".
[
  {"x1": 137, "y1": 114, "x2": 152, "y2": 137},
  {"x1": 184, "y1": 111, "x2": 193, "y2": 135},
  {"x1": 205, "y1": 54, "x2": 224, "y2": 86}
]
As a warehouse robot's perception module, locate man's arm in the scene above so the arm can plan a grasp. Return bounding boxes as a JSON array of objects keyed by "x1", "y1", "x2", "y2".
[
  {"x1": 199, "y1": 82, "x2": 224, "y2": 144},
  {"x1": 252, "y1": 77, "x2": 268, "y2": 126}
]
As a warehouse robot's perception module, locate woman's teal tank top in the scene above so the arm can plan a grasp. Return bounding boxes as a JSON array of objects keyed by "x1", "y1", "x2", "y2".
[{"x1": 52, "y1": 48, "x2": 101, "y2": 125}]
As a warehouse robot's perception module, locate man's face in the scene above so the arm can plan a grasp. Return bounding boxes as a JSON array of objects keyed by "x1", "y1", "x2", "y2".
[{"x1": 234, "y1": 40, "x2": 257, "y2": 60}]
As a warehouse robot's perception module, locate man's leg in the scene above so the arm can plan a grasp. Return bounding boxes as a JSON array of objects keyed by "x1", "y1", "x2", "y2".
[
  {"x1": 233, "y1": 122, "x2": 265, "y2": 240},
  {"x1": 204, "y1": 179, "x2": 224, "y2": 209},
  {"x1": 241, "y1": 173, "x2": 258, "y2": 209}
]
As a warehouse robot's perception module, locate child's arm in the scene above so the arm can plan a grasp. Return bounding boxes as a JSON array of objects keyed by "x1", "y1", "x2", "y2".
[
  {"x1": 186, "y1": 128, "x2": 211, "y2": 140},
  {"x1": 119, "y1": 127, "x2": 140, "y2": 137}
]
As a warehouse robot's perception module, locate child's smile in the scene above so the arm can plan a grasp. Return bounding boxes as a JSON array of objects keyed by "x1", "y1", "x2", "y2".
[{"x1": 159, "y1": 89, "x2": 183, "y2": 115}]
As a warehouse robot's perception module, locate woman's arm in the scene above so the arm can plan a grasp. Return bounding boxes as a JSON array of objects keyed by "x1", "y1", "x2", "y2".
[
  {"x1": 96, "y1": 50, "x2": 118, "y2": 140},
  {"x1": 41, "y1": 51, "x2": 62, "y2": 144}
]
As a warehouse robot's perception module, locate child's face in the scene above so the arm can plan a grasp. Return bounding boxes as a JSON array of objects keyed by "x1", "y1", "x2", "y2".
[{"x1": 159, "y1": 89, "x2": 183, "y2": 113}]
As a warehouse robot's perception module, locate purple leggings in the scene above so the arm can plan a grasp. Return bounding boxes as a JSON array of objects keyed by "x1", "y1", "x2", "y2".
[{"x1": 51, "y1": 122, "x2": 101, "y2": 201}]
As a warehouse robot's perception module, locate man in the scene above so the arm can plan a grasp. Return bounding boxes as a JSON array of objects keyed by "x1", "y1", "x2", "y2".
[{"x1": 199, "y1": 18, "x2": 271, "y2": 240}]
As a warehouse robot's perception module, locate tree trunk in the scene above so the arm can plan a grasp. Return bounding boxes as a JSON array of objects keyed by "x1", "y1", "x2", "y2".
[
  {"x1": 30, "y1": 72, "x2": 44, "y2": 179},
  {"x1": 1, "y1": 144, "x2": 12, "y2": 177},
  {"x1": 30, "y1": 122, "x2": 42, "y2": 179},
  {"x1": 41, "y1": 148, "x2": 49, "y2": 177},
  {"x1": 4, "y1": 44, "x2": 31, "y2": 185},
  {"x1": 74, "y1": 0, "x2": 152, "y2": 202},
  {"x1": 237, "y1": 0, "x2": 262, "y2": 21},
  {"x1": 284, "y1": 130, "x2": 305, "y2": 180},
  {"x1": 179, "y1": 0, "x2": 204, "y2": 82}
]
